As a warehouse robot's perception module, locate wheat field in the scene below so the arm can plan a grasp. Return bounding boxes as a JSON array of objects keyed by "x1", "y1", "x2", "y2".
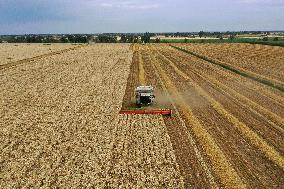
[{"x1": 1, "y1": 43, "x2": 284, "y2": 188}]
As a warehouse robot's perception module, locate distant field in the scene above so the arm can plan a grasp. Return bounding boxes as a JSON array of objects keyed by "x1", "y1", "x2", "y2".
[
  {"x1": 237, "y1": 34, "x2": 284, "y2": 38},
  {"x1": 159, "y1": 37, "x2": 284, "y2": 47},
  {"x1": 151, "y1": 37, "x2": 220, "y2": 40}
]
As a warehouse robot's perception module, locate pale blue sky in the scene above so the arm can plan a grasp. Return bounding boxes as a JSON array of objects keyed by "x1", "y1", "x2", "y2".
[{"x1": 0, "y1": 0, "x2": 283, "y2": 34}]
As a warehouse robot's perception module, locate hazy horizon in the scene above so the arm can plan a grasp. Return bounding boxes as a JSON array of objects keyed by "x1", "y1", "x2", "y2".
[{"x1": 1, "y1": 0, "x2": 284, "y2": 35}]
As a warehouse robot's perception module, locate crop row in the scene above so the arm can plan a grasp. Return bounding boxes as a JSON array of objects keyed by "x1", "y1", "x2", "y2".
[
  {"x1": 146, "y1": 46, "x2": 245, "y2": 188},
  {"x1": 144, "y1": 44, "x2": 284, "y2": 188},
  {"x1": 176, "y1": 43, "x2": 284, "y2": 84}
]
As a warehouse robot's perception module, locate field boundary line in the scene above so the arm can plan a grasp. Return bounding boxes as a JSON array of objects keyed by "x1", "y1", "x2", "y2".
[
  {"x1": 148, "y1": 46, "x2": 245, "y2": 189},
  {"x1": 156, "y1": 48, "x2": 284, "y2": 132},
  {"x1": 156, "y1": 48, "x2": 284, "y2": 171},
  {"x1": 170, "y1": 45, "x2": 284, "y2": 92},
  {"x1": 0, "y1": 45, "x2": 85, "y2": 70}
]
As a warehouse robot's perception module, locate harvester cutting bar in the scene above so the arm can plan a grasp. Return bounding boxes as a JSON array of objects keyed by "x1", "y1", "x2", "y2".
[{"x1": 119, "y1": 109, "x2": 172, "y2": 116}]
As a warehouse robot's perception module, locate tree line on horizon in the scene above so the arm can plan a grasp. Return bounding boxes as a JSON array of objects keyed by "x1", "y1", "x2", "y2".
[
  {"x1": 0, "y1": 33, "x2": 154, "y2": 43},
  {"x1": 0, "y1": 31, "x2": 282, "y2": 44}
]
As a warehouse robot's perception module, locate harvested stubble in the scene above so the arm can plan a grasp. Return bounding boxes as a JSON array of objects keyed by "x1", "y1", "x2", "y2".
[
  {"x1": 149, "y1": 44, "x2": 284, "y2": 188},
  {"x1": 148, "y1": 50, "x2": 245, "y2": 188},
  {"x1": 106, "y1": 115, "x2": 183, "y2": 188},
  {"x1": 0, "y1": 44, "x2": 183, "y2": 188},
  {"x1": 177, "y1": 43, "x2": 284, "y2": 84}
]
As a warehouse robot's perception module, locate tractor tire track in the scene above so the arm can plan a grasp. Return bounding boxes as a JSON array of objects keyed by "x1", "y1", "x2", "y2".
[
  {"x1": 175, "y1": 43, "x2": 284, "y2": 84},
  {"x1": 143, "y1": 47, "x2": 245, "y2": 188},
  {"x1": 171, "y1": 45, "x2": 284, "y2": 92},
  {"x1": 151, "y1": 45, "x2": 284, "y2": 188},
  {"x1": 156, "y1": 47, "x2": 284, "y2": 134},
  {"x1": 141, "y1": 49, "x2": 217, "y2": 188},
  {"x1": 162, "y1": 46, "x2": 284, "y2": 118}
]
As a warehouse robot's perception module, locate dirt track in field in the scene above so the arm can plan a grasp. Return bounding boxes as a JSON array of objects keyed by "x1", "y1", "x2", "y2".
[{"x1": 131, "y1": 44, "x2": 284, "y2": 188}]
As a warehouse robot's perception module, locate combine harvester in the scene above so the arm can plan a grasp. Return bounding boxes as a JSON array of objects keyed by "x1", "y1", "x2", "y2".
[{"x1": 119, "y1": 86, "x2": 172, "y2": 116}]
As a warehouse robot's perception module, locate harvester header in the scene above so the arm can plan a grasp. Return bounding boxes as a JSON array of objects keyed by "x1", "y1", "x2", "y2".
[{"x1": 119, "y1": 109, "x2": 172, "y2": 116}]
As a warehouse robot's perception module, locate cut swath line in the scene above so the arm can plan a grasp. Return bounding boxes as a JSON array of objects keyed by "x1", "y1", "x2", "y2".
[
  {"x1": 148, "y1": 47, "x2": 245, "y2": 189},
  {"x1": 155, "y1": 48, "x2": 284, "y2": 133},
  {"x1": 167, "y1": 45, "x2": 284, "y2": 106},
  {"x1": 170, "y1": 45, "x2": 284, "y2": 93},
  {"x1": 146, "y1": 49, "x2": 217, "y2": 188},
  {"x1": 157, "y1": 48, "x2": 284, "y2": 171},
  {"x1": 191, "y1": 68, "x2": 284, "y2": 133}
]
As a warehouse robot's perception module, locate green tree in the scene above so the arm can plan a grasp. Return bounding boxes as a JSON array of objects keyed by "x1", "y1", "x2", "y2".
[
  {"x1": 96, "y1": 35, "x2": 117, "y2": 43},
  {"x1": 133, "y1": 36, "x2": 139, "y2": 43},
  {"x1": 263, "y1": 37, "x2": 269, "y2": 41},
  {"x1": 128, "y1": 36, "x2": 134, "y2": 43},
  {"x1": 217, "y1": 34, "x2": 223, "y2": 40},
  {"x1": 120, "y1": 35, "x2": 127, "y2": 43},
  {"x1": 60, "y1": 37, "x2": 69, "y2": 43},
  {"x1": 141, "y1": 32, "x2": 151, "y2": 43},
  {"x1": 229, "y1": 35, "x2": 235, "y2": 40},
  {"x1": 198, "y1": 31, "x2": 204, "y2": 38},
  {"x1": 154, "y1": 38, "x2": 160, "y2": 43}
]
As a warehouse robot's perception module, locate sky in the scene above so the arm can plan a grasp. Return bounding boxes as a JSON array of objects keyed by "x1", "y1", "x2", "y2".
[{"x1": 0, "y1": 0, "x2": 283, "y2": 34}]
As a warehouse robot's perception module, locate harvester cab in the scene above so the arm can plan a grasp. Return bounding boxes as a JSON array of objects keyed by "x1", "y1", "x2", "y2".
[{"x1": 135, "y1": 86, "x2": 155, "y2": 107}]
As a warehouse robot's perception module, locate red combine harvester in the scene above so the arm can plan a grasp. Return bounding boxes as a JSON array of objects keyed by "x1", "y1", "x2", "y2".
[{"x1": 119, "y1": 86, "x2": 172, "y2": 116}]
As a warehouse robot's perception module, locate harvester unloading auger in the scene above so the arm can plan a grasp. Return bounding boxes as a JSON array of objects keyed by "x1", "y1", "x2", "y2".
[{"x1": 119, "y1": 85, "x2": 172, "y2": 116}]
